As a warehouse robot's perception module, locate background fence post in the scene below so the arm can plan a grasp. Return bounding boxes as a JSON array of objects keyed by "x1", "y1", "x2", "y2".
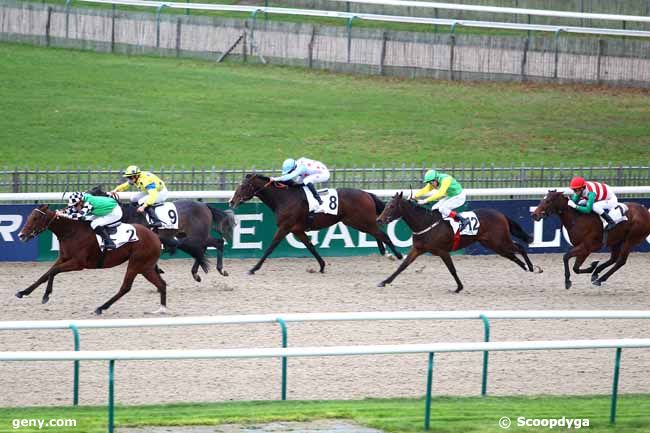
[
  {"x1": 277, "y1": 318, "x2": 288, "y2": 400},
  {"x1": 424, "y1": 352, "x2": 434, "y2": 430},
  {"x1": 70, "y1": 324, "x2": 80, "y2": 406},
  {"x1": 610, "y1": 348, "x2": 622, "y2": 424}
]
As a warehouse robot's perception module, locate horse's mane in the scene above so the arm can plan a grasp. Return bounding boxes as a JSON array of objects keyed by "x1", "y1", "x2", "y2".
[
  {"x1": 401, "y1": 197, "x2": 442, "y2": 221},
  {"x1": 246, "y1": 173, "x2": 271, "y2": 182}
]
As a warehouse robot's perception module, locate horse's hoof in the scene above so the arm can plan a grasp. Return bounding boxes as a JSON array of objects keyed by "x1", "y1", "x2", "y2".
[
  {"x1": 533, "y1": 265, "x2": 544, "y2": 274},
  {"x1": 94, "y1": 308, "x2": 103, "y2": 315},
  {"x1": 192, "y1": 273, "x2": 202, "y2": 283},
  {"x1": 41, "y1": 297, "x2": 49, "y2": 304},
  {"x1": 395, "y1": 254, "x2": 404, "y2": 260},
  {"x1": 220, "y1": 270, "x2": 229, "y2": 277},
  {"x1": 247, "y1": 269, "x2": 256, "y2": 275},
  {"x1": 385, "y1": 254, "x2": 396, "y2": 261},
  {"x1": 592, "y1": 279, "x2": 602, "y2": 287},
  {"x1": 145, "y1": 306, "x2": 168, "y2": 315},
  {"x1": 15, "y1": 291, "x2": 23, "y2": 299},
  {"x1": 454, "y1": 287, "x2": 463, "y2": 294},
  {"x1": 565, "y1": 281, "x2": 572, "y2": 290},
  {"x1": 377, "y1": 282, "x2": 386, "y2": 288}
]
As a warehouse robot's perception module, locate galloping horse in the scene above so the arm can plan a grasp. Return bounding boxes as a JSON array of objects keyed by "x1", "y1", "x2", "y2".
[
  {"x1": 91, "y1": 186, "x2": 236, "y2": 282},
  {"x1": 16, "y1": 205, "x2": 166, "y2": 315},
  {"x1": 229, "y1": 174, "x2": 403, "y2": 274},
  {"x1": 531, "y1": 190, "x2": 650, "y2": 288},
  {"x1": 376, "y1": 192, "x2": 539, "y2": 292}
]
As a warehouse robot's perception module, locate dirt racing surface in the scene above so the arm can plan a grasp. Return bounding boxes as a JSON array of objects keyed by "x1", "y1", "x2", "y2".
[{"x1": 1, "y1": 253, "x2": 649, "y2": 407}]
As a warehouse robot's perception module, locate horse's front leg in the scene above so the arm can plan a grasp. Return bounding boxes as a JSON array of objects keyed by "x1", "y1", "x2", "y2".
[
  {"x1": 293, "y1": 231, "x2": 325, "y2": 273},
  {"x1": 248, "y1": 228, "x2": 288, "y2": 275},
  {"x1": 40, "y1": 259, "x2": 84, "y2": 304},
  {"x1": 378, "y1": 248, "x2": 423, "y2": 287},
  {"x1": 437, "y1": 250, "x2": 463, "y2": 293},
  {"x1": 562, "y1": 245, "x2": 590, "y2": 290},
  {"x1": 16, "y1": 257, "x2": 64, "y2": 299}
]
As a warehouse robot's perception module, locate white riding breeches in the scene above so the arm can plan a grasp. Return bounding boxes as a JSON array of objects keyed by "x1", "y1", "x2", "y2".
[
  {"x1": 131, "y1": 188, "x2": 169, "y2": 206},
  {"x1": 88, "y1": 206, "x2": 123, "y2": 229},
  {"x1": 301, "y1": 170, "x2": 330, "y2": 185},
  {"x1": 431, "y1": 191, "x2": 467, "y2": 218},
  {"x1": 592, "y1": 195, "x2": 618, "y2": 215}
]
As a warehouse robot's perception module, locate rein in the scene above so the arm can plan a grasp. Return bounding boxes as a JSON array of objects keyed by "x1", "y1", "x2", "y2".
[
  {"x1": 31, "y1": 208, "x2": 56, "y2": 236},
  {"x1": 412, "y1": 219, "x2": 442, "y2": 236}
]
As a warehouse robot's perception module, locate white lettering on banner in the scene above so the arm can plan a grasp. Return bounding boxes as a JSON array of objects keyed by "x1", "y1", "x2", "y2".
[
  {"x1": 320, "y1": 223, "x2": 355, "y2": 248},
  {"x1": 387, "y1": 220, "x2": 412, "y2": 248},
  {"x1": 529, "y1": 206, "x2": 561, "y2": 248},
  {"x1": 51, "y1": 235, "x2": 60, "y2": 251},
  {"x1": 357, "y1": 231, "x2": 378, "y2": 248},
  {"x1": 285, "y1": 231, "x2": 318, "y2": 249},
  {"x1": 0, "y1": 215, "x2": 22, "y2": 242},
  {"x1": 233, "y1": 214, "x2": 263, "y2": 250}
]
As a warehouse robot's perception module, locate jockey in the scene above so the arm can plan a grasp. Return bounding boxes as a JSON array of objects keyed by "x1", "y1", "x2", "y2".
[
  {"x1": 569, "y1": 176, "x2": 618, "y2": 231},
  {"x1": 111, "y1": 165, "x2": 168, "y2": 228},
  {"x1": 56, "y1": 191, "x2": 122, "y2": 251},
  {"x1": 270, "y1": 157, "x2": 330, "y2": 207},
  {"x1": 415, "y1": 169, "x2": 469, "y2": 232}
]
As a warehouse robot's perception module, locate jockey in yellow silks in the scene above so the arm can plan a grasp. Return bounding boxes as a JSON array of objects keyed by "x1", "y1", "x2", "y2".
[{"x1": 111, "y1": 165, "x2": 168, "y2": 228}]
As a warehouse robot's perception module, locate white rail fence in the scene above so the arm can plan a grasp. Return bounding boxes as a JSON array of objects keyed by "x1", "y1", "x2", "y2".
[
  {"x1": 1, "y1": 186, "x2": 650, "y2": 201},
  {"x1": 2, "y1": 337, "x2": 649, "y2": 432},
  {"x1": 3, "y1": 310, "x2": 650, "y2": 408},
  {"x1": 75, "y1": 0, "x2": 650, "y2": 39}
]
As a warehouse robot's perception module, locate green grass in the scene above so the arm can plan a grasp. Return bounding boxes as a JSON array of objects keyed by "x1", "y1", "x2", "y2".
[
  {"x1": 1, "y1": 42, "x2": 649, "y2": 169},
  {"x1": 1, "y1": 395, "x2": 650, "y2": 433}
]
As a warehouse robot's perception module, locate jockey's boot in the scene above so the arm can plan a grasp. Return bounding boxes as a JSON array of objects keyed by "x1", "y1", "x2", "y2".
[
  {"x1": 455, "y1": 213, "x2": 470, "y2": 232},
  {"x1": 94, "y1": 226, "x2": 116, "y2": 251},
  {"x1": 601, "y1": 212, "x2": 616, "y2": 231},
  {"x1": 145, "y1": 206, "x2": 163, "y2": 228},
  {"x1": 306, "y1": 183, "x2": 323, "y2": 206}
]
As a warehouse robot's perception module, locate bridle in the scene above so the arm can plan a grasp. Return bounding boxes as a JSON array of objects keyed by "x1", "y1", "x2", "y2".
[{"x1": 25, "y1": 208, "x2": 54, "y2": 238}]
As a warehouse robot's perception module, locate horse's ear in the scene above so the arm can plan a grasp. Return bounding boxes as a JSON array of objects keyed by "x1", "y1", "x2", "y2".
[
  {"x1": 39, "y1": 204, "x2": 48, "y2": 210},
  {"x1": 399, "y1": 191, "x2": 403, "y2": 198}
]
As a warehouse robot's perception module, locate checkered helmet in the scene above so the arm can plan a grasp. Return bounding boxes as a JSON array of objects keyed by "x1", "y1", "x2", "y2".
[{"x1": 67, "y1": 191, "x2": 84, "y2": 207}]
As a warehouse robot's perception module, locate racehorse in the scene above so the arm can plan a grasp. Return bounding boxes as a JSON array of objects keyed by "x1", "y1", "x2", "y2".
[
  {"x1": 229, "y1": 173, "x2": 403, "y2": 274},
  {"x1": 376, "y1": 192, "x2": 539, "y2": 292},
  {"x1": 91, "y1": 186, "x2": 236, "y2": 282},
  {"x1": 531, "y1": 190, "x2": 650, "y2": 288},
  {"x1": 16, "y1": 205, "x2": 166, "y2": 315}
]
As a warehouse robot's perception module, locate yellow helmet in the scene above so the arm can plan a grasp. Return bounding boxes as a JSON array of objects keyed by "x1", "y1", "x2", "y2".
[{"x1": 123, "y1": 165, "x2": 141, "y2": 177}]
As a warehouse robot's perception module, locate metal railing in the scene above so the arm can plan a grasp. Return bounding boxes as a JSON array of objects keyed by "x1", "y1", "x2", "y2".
[
  {"x1": 2, "y1": 164, "x2": 650, "y2": 194},
  {"x1": 2, "y1": 337, "x2": 649, "y2": 432},
  {"x1": 3, "y1": 310, "x2": 650, "y2": 408}
]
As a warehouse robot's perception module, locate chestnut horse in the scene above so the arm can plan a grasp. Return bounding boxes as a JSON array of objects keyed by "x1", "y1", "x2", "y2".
[
  {"x1": 229, "y1": 174, "x2": 403, "y2": 274},
  {"x1": 16, "y1": 205, "x2": 167, "y2": 315},
  {"x1": 376, "y1": 192, "x2": 539, "y2": 292},
  {"x1": 531, "y1": 190, "x2": 650, "y2": 288}
]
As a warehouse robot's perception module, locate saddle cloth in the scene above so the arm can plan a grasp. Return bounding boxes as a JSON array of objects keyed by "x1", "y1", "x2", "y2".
[
  {"x1": 446, "y1": 211, "x2": 480, "y2": 235},
  {"x1": 602, "y1": 204, "x2": 628, "y2": 228},
  {"x1": 145, "y1": 202, "x2": 179, "y2": 229},
  {"x1": 303, "y1": 187, "x2": 339, "y2": 215},
  {"x1": 95, "y1": 223, "x2": 139, "y2": 250}
]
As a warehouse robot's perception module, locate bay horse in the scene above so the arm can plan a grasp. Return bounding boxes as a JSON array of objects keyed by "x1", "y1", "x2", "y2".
[
  {"x1": 91, "y1": 186, "x2": 236, "y2": 282},
  {"x1": 531, "y1": 190, "x2": 650, "y2": 289},
  {"x1": 376, "y1": 192, "x2": 539, "y2": 292},
  {"x1": 16, "y1": 205, "x2": 166, "y2": 315},
  {"x1": 229, "y1": 173, "x2": 403, "y2": 274}
]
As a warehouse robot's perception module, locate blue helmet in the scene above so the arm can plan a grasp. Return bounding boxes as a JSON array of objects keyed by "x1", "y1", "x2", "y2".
[{"x1": 281, "y1": 158, "x2": 297, "y2": 175}]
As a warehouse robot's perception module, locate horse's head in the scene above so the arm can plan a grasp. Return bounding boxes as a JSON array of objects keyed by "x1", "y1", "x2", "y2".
[
  {"x1": 377, "y1": 192, "x2": 405, "y2": 225},
  {"x1": 18, "y1": 205, "x2": 53, "y2": 242},
  {"x1": 531, "y1": 190, "x2": 568, "y2": 221},
  {"x1": 229, "y1": 174, "x2": 270, "y2": 209}
]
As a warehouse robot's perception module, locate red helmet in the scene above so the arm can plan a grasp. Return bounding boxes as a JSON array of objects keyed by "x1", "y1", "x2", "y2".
[{"x1": 570, "y1": 176, "x2": 586, "y2": 189}]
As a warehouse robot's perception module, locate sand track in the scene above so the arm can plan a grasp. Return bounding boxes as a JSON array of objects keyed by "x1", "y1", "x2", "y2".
[{"x1": 1, "y1": 253, "x2": 649, "y2": 407}]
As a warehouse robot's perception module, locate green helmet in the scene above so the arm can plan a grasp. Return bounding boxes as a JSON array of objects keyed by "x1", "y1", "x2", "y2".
[{"x1": 423, "y1": 169, "x2": 437, "y2": 183}]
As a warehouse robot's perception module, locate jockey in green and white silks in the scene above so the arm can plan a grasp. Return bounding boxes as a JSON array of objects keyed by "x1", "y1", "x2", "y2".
[
  {"x1": 56, "y1": 192, "x2": 122, "y2": 250},
  {"x1": 414, "y1": 169, "x2": 470, "y2": 231},
  {"x1": 271, "y1": 157, "x2": 330, "y2": 206}
]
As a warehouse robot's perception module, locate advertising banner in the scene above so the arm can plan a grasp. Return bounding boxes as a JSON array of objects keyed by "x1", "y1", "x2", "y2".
[{"x1": 1, "y1": 200, "x2": 649, "y2": 262}]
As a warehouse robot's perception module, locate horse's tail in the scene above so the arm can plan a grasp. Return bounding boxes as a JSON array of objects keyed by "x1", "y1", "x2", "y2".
[
  {"x1": 507, "y1": 217, "x2": 533, "y2": 244},
  {"x1": 209, "y1": 206, "x2": 236, "y2": 244},
  {"x1": 369, "y1": 193, "x2": 385, "y2": 216}
]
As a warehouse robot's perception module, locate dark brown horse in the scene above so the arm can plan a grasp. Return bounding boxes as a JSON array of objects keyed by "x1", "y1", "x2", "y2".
[
  {"x1": 531, "y1": 190, "x2": 650, "y2": 288},
  {"x1": 376, "y1": 193, "x2": 539, "y2": 292},
  {"x1": 16, "y1": 205, "x2": 167, "y2": 315},
  {"x1": 229, "y1": 174, "x2": 403, "y2": 274},
  {"x1": 91, "y1": 186, "x2": 235, "y2": 282}
]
